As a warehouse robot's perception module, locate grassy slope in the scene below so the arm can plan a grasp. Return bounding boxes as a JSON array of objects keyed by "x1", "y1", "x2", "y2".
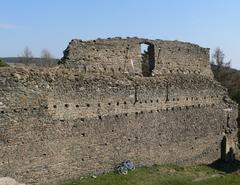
[{"x1": 60, "y1": 165, "x2": 240, "y2": 185}]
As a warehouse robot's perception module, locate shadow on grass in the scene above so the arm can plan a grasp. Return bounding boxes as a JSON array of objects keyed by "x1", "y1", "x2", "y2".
[{"x1": 208, "y1": 159, "x2": 240, "y2": 173}]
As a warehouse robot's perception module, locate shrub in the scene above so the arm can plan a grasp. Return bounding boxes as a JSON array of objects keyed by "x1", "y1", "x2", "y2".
[{"x1": 0, "y1": 59, "x2": 8, "y2": 67}]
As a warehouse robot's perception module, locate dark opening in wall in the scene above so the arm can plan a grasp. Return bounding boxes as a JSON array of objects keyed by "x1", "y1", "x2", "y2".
[
  {"x1": 65, "y1": 104, "x2": 69, "y2": 108},
  {"x1": 53, "y1": 105, "x2": 57, "y2": 108},
  {"x1": 221, "y1": 136, "x2": 227, "y2": 161},
  {"x1": 140, "y1": 42, "x2": 155, "y2": 77}
]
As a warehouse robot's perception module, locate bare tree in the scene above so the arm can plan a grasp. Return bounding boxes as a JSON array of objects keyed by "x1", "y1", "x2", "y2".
[
  {"x1": 212, "y1": 47, "x2": 225, "y2": 67},
  {"x1": 21, "y1": 46, "x2": 33, "y2": 65},
  {"x1": 212, "y1": 47, "x2": 231, "y2": 69},
  {"x1": 225, "y1": 59, "x2": 231, "y2": 68},
  {"x1": 41, "y1": 49, "x2": 53, "y2": 67}
]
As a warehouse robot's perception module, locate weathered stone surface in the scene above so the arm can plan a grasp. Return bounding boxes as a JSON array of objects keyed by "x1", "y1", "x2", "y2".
[
  {"x1": 0, "y1": 38, "x2": 238, "y2": 185},
  {"x1": 0, "y1": 177, "x2": 25, "y2": 185},
  {"x1": 60, "y1": 37, "x2": 213, "y2": 78}
]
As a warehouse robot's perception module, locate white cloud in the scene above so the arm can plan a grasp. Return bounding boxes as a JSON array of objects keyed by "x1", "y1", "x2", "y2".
[{"x1": 0, "y1": 24, "x2": 24, "y2": 30}]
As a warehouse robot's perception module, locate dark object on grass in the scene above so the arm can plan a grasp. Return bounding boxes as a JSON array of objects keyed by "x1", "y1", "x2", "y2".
[{"x1": 116, "y1": 160, "x2": 135, "y2": 175}]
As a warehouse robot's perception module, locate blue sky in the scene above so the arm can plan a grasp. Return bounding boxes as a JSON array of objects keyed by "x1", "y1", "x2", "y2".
[{"x1": 1, "y1": 0, "x2": 240, "y2": 69}]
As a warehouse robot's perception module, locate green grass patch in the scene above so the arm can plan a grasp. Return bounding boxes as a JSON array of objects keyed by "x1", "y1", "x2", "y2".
[
  {"x1": 0, "y1": 59, "x2": 8, "y2": 67},
  {"x1": 60, "y1": 164, "x2": 240, "y2": 185}
]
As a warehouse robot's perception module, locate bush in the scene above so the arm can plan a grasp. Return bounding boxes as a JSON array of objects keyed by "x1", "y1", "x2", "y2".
[
  {"x1": 0, "y1": 59, "x2": 8, "y2": 67},
  {"x1": 229, "y1": 90, "x2": 240, "y2": 104}
]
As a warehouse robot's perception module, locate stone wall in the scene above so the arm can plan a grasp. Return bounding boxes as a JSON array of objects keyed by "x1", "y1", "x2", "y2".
[
  {"x1": 60, "y1": 37, "x2": 213, "y2": 77},
  {"x1": 0, "y1": 38, "x2": 238, "y2": 185}
]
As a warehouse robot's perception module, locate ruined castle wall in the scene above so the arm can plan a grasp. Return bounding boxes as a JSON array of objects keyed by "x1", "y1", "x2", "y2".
[
  {"x1": 0, "y1": 104, "x2": 236, "y2": 184},
  {"x1": 61, "y1": 38, "x2": 142, "y2": 74},
  {"x1": 0, "y1": 67, "x2": 238, "y2": 184},
  {"x1": 153, "y1": 41, "x2": 212, "y2": 77},
  {"x1": 61, "y1": 38, "x2": 213, "y2": 78}
]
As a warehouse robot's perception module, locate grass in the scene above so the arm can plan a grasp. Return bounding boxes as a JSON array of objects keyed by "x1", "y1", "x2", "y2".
[
  {"x1": 0, "y1": 59, "x2": 8, "y2": 67},
  {"x1": 60, "y1": 164, "x2": 240, "y2": 185}
]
